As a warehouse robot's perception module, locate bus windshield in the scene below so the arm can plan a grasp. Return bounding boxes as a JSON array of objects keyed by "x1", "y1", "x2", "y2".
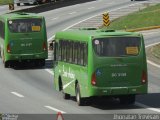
[
  {"x1": 8, "y1": 18, "x2": 42, "y2": 33},
  {"x1": 93, "y1": 37, "x2": 141, "y2": 57}
]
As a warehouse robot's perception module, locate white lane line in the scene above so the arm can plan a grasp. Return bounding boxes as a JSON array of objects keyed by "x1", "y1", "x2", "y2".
[
  {"x1": 45, "y1": 69, "x2": 54, "y2": 75},
  {"x1": 11, "y1": 92, "x2": 24, "y2": 98},
  {"x1": 146, "y1": 42, "x2": 160, "y2": 68},
  {"x1": 147, "y1": 60, "x2": 160, "y2": 68},
  {"x1": 69, "y1": 12, "x2": 77, "y2": 15},
  {"x1": 136, "y1": 102, "x2": 160, "y2": 113},
  {"x1": 146, "y1": 42, "x2": 160, "y2": 48},
  {"x1": 88, "y1": 7, "x2": 95, "y2": 10},
  {"x1": 51, "y1": 17, "x2": 59, "y2": 21},
  {"x1": 45, "y1": 106, "x2": 66, "y2": 114}
]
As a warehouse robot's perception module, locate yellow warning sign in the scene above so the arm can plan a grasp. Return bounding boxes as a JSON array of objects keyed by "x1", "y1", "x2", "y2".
[
  {"x1": 126, "y1": 47, "x2": 139, "y2": 55},
  {"x1": 32, "y1": 26, "x2": 41, "y2": 31},
  {"x1": 103, "y1": 12, "x2": 110, "y2": 27}
]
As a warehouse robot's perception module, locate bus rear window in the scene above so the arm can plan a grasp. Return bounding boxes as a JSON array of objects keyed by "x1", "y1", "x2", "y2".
[
  {"x1": 8, "y1": 18, "x2": 42, "y2": 33},
  {"x1": 93, "y1": 37, "x2": 141, "y2": 57}
]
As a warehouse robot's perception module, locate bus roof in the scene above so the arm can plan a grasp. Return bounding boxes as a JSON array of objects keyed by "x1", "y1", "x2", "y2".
[
  {"x1": 55, "y1": 29, "x2": 142, "y2": 42},
  {"x1": 0, "y1": 12, "x2": 42, "y2": 20}
]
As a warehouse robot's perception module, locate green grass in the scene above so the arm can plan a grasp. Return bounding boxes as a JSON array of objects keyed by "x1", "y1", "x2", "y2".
[
  {"x1": 107, "y1": 4, "x2": 160, "y2": 30},
  {"x1": 151, "y1": 44, "x2": 160, "y2": 59}
]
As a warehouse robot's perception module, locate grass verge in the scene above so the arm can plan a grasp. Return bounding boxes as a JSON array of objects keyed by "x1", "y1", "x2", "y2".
[{"x1": 106, "y1": 4, "x2": 160, "y2": 30}]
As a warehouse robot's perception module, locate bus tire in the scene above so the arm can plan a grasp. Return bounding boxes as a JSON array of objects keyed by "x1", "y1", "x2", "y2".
[
  {"x1": 4, "y1": 61, "x2": 9, "y2": 68},
  {"x1": 76, "y1": 83, "x2": 84, "y2": 106},
  {"x1": 17, "y1": 3, "x2": 20, "y2": 6},
  {"x1": 33, "y1": 2, "x2": 38, "y2": 5},
  {"x1": 119, "y1": 95, "x2": 135, "y2": 105},
  {"x1": 63, "y1": 92, "x2": 70, "y2": 100},
  {"x1": 59, "y1": 78, "x2": 70, "y2": 99},
  {"x1": 40, "y1": 59, "x2": 45, "y2": 66}
]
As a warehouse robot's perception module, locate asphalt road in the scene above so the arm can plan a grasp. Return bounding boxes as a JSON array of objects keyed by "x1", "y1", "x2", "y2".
[
  {"x1": 0, "y1": 4, "x2": 36, "y2": 15},
  {"x1": 0, "y1": 0, "x2": 160, "y2": 119}
]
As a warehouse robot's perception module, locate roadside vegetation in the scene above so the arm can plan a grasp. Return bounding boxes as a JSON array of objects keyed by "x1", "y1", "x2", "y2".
[{"x1": 106, "y1": 3, "x2": 160, "y2": 30}]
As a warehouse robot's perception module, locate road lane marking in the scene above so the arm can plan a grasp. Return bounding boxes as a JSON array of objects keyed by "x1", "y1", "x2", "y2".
[
  {"x1": 52, "y1": 17, "x2": 59, "y2": 21},
  {"x1": 146, "y1": 42, "x2": 160, "y2": 68},
  {"x1": 88, "y1": 7, "x2": 95, "y2": 10},
  {"x1": 11, "y1": 92, "x2": 24, "y2": 98},
  {"x1": 147, "y1": 60, "x2": 160, "y2": 68},
  {"x1": 136, "y1": 102, "x2": 160, "y2": 113},
  {"x1": 45, "y1": 106, "x2": 66, "y2": 113},
  {"x1": 146, "y1": 42, "x2": 160, "y2": 48},
  {"x1": 69, "y1": 12, "x2": 77, "y2": 15}
]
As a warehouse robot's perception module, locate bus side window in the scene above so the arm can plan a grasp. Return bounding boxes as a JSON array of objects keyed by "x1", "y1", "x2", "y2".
[
  {"x1": 80, "y1": 43, "x2": 84, "y2": 65},
  {"x1": 83, "y1": 43, "x2": 88, "y2": 66},
  {"x1": 61, "y1": 40, "x2": 66, "y2": 62},
  {"x1": 53, "y1": 42, "x2": 58, "y2": 61},
  {"x1": 0, "y1": 21, "x2": 5, "y2": 39},
  {"x1": 77, "y1": 42, "x2": 81, "y2": 65},
  {"x1": 73, "y1": 42, "x2": 78, "y2": 64},
  {"x1": 66, "y1": 41, "x2": 70, "y2": 62},
  {"x1": 69, "y1": 42, "x2": 73, "y2": 63},
  {"x1": 58, "y1": 41, "x2": 62, "y2": 61}
]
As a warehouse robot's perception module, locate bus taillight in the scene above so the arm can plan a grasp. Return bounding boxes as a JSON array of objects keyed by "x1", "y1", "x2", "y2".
[
  {"x1": 7, "y1": 44, "x2": 11, "y2": 53},
  {"x1": 43, "y1": 42, "x2": 47, "y2": 51},
  {"x1": 141, "y1": 71, "x2": 147, "y2": 84},
  {"x1": 91, "y1": 72, "x2": 96, "y2": 86}
]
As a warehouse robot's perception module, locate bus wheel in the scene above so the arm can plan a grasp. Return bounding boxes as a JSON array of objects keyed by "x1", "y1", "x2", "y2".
[
  {"x1": 4, "y1": 61, "x2": 9, "y2": 68},
  {"x1": 119, "y1": 95, "x2": 135, "y2": 105},
  {"x1": 33, "y1": 2, "x2": 38, "y2": 5},
  {"x1": 62, "y1": 91, "x2": 70, "y2": 100},
  {"x1": 76, "y1": 83, "x2": 84, "y2": 106},
  {"x1": 40, "y1": 59, "x2": 45, "y2": 66},
  {"x1": 60, "y1": 81, "x2": 70, "y2": 99},
  {"x1": 17, "y1": 3, "x2": 20, "y2": 6},
  {"x1": 1, "y1": 51, "x2": 9, "y2": 68},
  {"x1": 35, "y1": 59, "x2": 45, "y2": 67}
]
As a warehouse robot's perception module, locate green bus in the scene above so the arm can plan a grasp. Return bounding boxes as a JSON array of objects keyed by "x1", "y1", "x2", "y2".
[
  {"x1": 53, "y1": 29, "x2": 148, "y2": 106},
  {"x1": 0, "y1": 12, "x2": 48, "y2": 67}
]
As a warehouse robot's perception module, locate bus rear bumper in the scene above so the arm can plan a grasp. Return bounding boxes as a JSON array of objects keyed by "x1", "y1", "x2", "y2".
[
  {"x1": 88, "y1": 85, "x2": 147, "y2": 97},
  {"x1": 6, "y1": 52, "x2": 48, "y2": 61}
]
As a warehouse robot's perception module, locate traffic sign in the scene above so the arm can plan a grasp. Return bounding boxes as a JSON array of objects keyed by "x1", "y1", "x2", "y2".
[{"x1": 103, "y1": 12, "x2": 110, "y2": 27}]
